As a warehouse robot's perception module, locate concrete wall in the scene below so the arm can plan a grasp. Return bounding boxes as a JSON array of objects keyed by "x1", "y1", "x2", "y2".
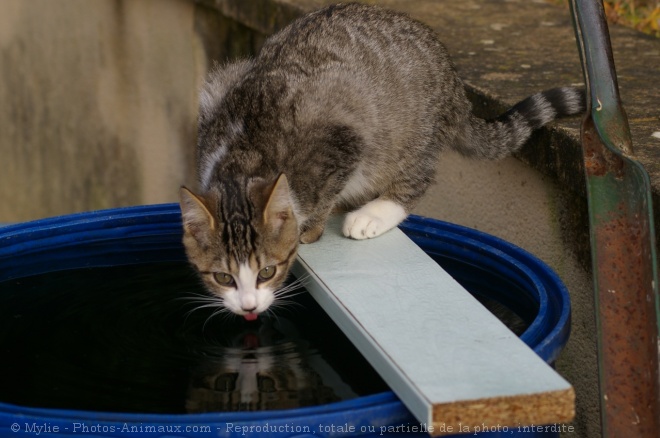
[{"x1": 0, "y1": 0, "x2": 201, "y2": 222}]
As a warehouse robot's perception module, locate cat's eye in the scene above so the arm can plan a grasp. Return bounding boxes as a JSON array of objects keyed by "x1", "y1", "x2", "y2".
[
  {"x1": 214, "y1": 272, "x2": 234, "y2": 286},
  {"x1": 258, "y1": 266, "x2": 276, "y2": 281}
]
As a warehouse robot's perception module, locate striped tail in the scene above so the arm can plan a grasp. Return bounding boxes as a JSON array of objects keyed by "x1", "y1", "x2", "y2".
[{"x1": 453, "y1": 87, "x2": 586, "y2": 160}]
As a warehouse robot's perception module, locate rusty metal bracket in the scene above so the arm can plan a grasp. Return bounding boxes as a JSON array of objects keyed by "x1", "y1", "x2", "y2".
[{"x1": 570, "y1": 0, "x2": 660, "y2": 436}]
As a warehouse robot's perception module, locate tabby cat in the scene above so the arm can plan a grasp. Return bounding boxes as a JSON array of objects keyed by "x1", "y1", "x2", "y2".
[{"x1": 180, "y1": 3, "x2": 585, "y2": 320}]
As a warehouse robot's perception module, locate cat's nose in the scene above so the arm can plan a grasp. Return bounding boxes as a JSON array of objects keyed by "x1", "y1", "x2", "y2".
[{"x1": 242, "y1": 306, "x2": 258, "y2": 321}]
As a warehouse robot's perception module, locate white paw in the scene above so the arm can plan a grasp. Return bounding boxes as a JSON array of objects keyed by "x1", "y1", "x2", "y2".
[
  {"x1": 343, "y1": 211, "x2": 387, "y2": 239},
  {"x1": 342, "y1": 199, "x2": 407, "y2": 240}
]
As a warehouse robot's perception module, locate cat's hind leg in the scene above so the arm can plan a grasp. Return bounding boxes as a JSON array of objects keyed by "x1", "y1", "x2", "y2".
[{"x1": 342, "y1": 199, "x2": 407, "y2": 240}]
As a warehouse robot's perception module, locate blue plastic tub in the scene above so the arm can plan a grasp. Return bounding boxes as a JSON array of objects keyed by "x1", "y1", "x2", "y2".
[{"x1": 0, "y1": 204, "x2": 571, "y2": 437}]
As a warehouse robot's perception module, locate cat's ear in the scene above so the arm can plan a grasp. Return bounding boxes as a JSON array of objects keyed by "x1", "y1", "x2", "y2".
[
  {"x1": 180, "y1": 187, "x2": 216, "y2": 236},
  {"x1": 263, "y1": 174, "x2": 295, "y2": 231}
]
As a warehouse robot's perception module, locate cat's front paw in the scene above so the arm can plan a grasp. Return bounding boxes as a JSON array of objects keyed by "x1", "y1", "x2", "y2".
[
  {"x1": 342, "y1": 199, "x2": 407, "y2": 240},
  {"x1": 343, "y1": 212, "x2": 386, "y2": 239},
  {"x1": 300, "y1": 224, "x2": 325, "y2": 244}
]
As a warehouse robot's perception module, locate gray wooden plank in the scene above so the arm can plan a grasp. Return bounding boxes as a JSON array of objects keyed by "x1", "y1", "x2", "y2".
[{"x1": 292, "y1": 216, "x2": 573, "y2": 434}]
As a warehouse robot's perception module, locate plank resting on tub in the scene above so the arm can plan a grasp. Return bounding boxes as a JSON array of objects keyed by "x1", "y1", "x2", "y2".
[{"x1": 292, "y1": 216, "x2": 574, "y2": 436}]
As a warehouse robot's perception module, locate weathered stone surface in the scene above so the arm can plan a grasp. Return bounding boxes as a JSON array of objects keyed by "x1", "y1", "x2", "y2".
[{"x1": 0, "y1": 0, "x2": 200, "y2": 221}]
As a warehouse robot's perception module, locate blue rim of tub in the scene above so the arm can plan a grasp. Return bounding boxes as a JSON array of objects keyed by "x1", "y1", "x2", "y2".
[{"x1": 0, "y1": 204, "x2": 571, "y2": 436}]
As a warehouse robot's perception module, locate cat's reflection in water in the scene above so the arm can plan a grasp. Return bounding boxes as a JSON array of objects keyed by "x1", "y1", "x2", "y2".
[{"x1": 186, "y1": 317, "x2": 353, "y2": 412}]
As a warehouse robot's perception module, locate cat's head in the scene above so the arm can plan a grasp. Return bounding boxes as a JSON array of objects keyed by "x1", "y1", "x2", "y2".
[{"x1": 179, "y1": 174, "x2": 299, "y2": 320}]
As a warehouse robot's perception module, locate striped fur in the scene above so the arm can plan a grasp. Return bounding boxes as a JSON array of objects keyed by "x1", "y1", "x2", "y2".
[
  {"x1": 180, "y1": 175, "x2": 298, "y2": 319},
  {"x1": 454, "y1": 87, "x2": 585, "y2": 159},
  {"x1": 180, "y1": 3, "x2": 585, "y2": 318}
]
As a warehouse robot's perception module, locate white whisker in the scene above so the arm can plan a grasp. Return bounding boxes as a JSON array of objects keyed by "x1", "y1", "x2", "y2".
[
  {"x1": 203, "y1": 306, "x2": 232, "y2": 330},
  {"x1": 275, "y1": 291, "x2": 307, "y2": 303},
  {"x1": 175, "y1": 291, "x2": 230, "y2": 328},
  {"x1": 265, "y1": 275, "x2": 309, "y2": 318},
  {"x1": 184, "y1": 302, "x2": 222, "y2": 317},
  {"x1": 274, "y1": 276, "x2": 309, "y2": 297},
  {"x1": 175, "y1": 291, "x2": 219, "y2": 301},
  {"x1": 263, "y1": 307, "x2": 279, "y2": 323}
]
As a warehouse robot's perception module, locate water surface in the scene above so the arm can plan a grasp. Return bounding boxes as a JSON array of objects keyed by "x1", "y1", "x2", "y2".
[{"x1": 0, "y1": 263, "x2": 388, "y2": 413}]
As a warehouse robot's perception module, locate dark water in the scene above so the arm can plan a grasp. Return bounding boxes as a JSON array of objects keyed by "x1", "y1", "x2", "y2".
[{"x1": 0, "y1": 263, "x2": 389, "y2": 414}]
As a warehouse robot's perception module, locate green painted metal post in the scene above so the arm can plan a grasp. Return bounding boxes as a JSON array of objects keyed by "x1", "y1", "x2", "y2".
[{"x1": 570, "y1": 0, "x2": 660, "y2": 437}]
